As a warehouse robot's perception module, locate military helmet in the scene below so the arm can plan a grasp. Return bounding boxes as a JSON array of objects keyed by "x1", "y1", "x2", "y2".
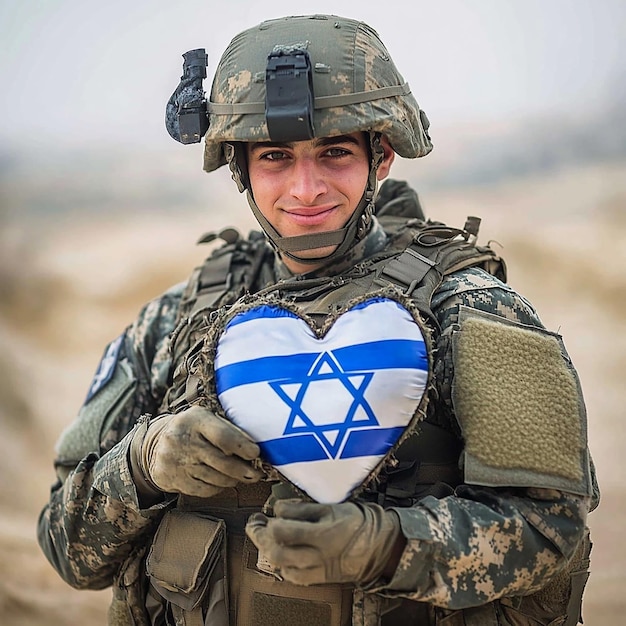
[{"x1": 203, "y1": 14, "x2": 432, "y2": 172}]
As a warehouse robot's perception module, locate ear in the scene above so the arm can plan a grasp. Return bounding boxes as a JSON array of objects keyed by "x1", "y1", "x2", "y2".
[{"x1": 376, "y1": 135, "x2": 395, "y2": 181}]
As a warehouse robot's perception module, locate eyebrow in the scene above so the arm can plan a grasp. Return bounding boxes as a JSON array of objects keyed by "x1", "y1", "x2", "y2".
[
  {"x1": 248, "y1": 134, "x2": 360, "y2": 153},
  {"x1": 317, "y1": 134, "x2": 361, "y2": 147}
]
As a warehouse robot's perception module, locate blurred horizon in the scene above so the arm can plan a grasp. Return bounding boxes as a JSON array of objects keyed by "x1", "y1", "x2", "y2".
[
  {"x1": 1, "y1": 0, "x2": 625, "y2": 153},
  {"x1": 2, "y1": 0, "x2": 625, "y2": 229}
]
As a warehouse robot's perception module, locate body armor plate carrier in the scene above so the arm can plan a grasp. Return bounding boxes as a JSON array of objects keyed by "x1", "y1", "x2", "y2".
[{"x1": 121, "y1": 181, "x2": 589, "y2": 626}]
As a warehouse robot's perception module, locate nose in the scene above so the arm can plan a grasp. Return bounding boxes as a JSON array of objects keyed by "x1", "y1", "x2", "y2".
[{"x1": 288, "y1": 156, "x2": 327, "y2": 205}]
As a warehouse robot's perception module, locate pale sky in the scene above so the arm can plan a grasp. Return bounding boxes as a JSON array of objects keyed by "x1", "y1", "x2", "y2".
[{"x1": 1, "y1": 0, "x2": 624, "y2": 151}]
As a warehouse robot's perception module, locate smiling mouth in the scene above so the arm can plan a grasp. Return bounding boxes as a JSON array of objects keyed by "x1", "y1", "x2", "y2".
[{"x1": 284, "y1": 206, "x2": 337, "y2": 225}]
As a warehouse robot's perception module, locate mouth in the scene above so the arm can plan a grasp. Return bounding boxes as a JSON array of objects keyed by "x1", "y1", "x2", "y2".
[{"x1": 283, "y1": 206, "x2": 337, "y2": 226}]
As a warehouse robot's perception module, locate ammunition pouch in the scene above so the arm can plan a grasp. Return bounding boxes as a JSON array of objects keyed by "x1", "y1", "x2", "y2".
[
  {"x1": 144, "y1": 504, "x2": 353, "y2": 626},
  {"x1": 111, "y1": 519, "x2": 592, "y2": 626},
  {"x1": 178, "y1": 485, "x2": 354, "y2": 626},
  {"x1": 145, "y1": 509, "x2": 228, "y2": 626}
]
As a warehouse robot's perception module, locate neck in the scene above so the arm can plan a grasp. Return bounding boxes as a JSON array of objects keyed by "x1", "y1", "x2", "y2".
[{"x1": 280, "y1": 256, "x2": 326, "y2": 275}]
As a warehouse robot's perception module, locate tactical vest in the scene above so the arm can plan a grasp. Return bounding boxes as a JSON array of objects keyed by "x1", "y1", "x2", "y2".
[
  {"x1": 161, "y1": 211, "x2": 505, "y2": 415},
  {"x1": 126, "y1": 189, "x2": 589, "y2": 626}
]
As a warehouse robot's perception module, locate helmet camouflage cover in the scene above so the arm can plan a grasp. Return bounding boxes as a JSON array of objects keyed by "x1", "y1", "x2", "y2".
[{"x1": 203, "y1": 14, "x2": 433, "y2": 172}]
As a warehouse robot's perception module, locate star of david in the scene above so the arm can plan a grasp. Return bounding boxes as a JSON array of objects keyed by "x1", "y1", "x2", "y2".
[{"x1": 269, "y1": 351, "x2": 379, "y2": 459}]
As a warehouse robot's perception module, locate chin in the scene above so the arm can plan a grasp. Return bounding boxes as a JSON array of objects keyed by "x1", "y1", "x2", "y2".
[{"x1": 281, "y1": 245, "x2": 339, "y2": 275}]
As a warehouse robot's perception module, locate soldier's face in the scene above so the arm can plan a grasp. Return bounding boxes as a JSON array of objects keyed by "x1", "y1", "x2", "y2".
[{"x1": 246, "y1": 132, "x2": 393, "y2": 273}]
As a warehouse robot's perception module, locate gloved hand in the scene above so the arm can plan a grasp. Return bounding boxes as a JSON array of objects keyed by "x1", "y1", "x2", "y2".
[
  {"x1": 130, "y1": 405, "x2": 263, "y2": 500},
  {"x1": 245, "y1": 499, "x2": 404, "y2": 586}
]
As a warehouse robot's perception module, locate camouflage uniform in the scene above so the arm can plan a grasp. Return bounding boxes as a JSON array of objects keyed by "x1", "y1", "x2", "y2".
[
  {"x1": 38, "y1": 209, "x2": 597, "y2": 624},
  {"x1": 38, "y1": 13, "x2": 597, "y2": 626}
]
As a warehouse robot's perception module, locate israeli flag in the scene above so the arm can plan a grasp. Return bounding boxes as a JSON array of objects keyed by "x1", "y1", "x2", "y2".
[{"x1": 215, "y1": 297, "x2": 429, "y2": 503}]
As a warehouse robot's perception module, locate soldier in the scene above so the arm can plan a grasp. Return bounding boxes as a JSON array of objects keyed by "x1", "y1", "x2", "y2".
[{"x1": 38, "y1": 14, "x2": 598, "y2": 626}]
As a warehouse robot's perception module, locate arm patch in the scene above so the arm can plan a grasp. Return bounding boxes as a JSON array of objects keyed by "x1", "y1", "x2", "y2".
[
  {"x1": 55, "y1": 345, "x2": 137, "y2": 464},
  {"x1": 452, "y1": 306, "x2": 590, "y2": 496},
  {"x1": 84, "y1": 333, "x2": 125, "y2": 403}
]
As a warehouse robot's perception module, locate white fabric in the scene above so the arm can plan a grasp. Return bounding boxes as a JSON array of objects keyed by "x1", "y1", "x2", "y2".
[{"x1": 214, "y1": 298, "x2": 429, "y2": 503}]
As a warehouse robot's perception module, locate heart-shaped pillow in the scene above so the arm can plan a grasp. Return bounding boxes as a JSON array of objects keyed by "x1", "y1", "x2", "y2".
[{"x1": 213, "y1": 296, "x2": 430, "y2": 503}]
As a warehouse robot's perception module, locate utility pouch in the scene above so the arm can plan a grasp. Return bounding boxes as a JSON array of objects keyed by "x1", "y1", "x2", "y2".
[
  {"x1": 236, "y1": 535, "x2": 353, "y2": 626},
  {"x1": 146, "y1": 509, "x2": 228, "y2": 626}
]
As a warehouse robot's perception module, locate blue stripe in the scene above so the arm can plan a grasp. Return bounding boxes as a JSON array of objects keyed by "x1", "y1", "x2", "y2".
[
  {"x1": 216, "y1": 339, "x2": 427, "y2": 393},
  {"x1": 216, "y1": 353, "x2": 319, "y2": 393},
  {"x1": 333, "y1": 339, "x2": 427, "y2": 372},
  {"x1": 340, "y1": 427, "x2": 407, "y2": 459},
  {"x1": 259, "y1": 426, "x2": 407, "y2": 465},
  {"x1": 225, "y1": 305, "x2": 299, "y2": 330},
  {"x1": 260, "y1": 435, "x2": 329, "y2": 465}
]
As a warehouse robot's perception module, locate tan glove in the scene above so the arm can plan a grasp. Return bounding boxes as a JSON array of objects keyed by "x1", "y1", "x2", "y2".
[
  {"x1": 245, "y1": 499, "x2": 404, "y2": 586},
  {"x1": 130, "y1": 405, "x2": 263, "y2": 500}
]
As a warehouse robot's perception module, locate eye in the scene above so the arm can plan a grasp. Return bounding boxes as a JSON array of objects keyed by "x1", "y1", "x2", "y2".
[
  {"x1": 259, "y1": 150, "x2": 289, "y2": 161},
  {"x1": 324, "y1": 146, "x2": 351, "y2": 158}
]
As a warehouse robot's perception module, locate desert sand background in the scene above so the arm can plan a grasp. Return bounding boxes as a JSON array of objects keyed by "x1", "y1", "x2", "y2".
[{"x1": 1, "y1": 121, "x2": 625, "y2": 623}]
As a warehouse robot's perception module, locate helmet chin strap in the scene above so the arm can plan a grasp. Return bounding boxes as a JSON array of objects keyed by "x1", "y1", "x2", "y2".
[
  {"x1": 245, "y1": 187, "x2": 374, "y2": 265},
  {"x1": 227, "y1": 133, "x2": 385, "y2": 267}
]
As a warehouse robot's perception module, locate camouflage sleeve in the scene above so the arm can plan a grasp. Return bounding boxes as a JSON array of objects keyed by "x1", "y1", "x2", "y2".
[
  {"x1": 372, "y1": 268, "x2": 591, "y2": 608},
  {"x1": 37, "y1": 283, "x2": 184, "y2": 590}
]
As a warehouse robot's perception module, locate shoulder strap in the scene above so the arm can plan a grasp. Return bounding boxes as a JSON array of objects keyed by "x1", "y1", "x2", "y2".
[
  {"x1": 374, "y1": 217, "x2": 506, "y2": 328},
  {"x1": 174, "y1": 229, "x2": 269, "y2": 326},
  {"x1": 162, "y1": 230, "x2": 272, "y2": 413}
]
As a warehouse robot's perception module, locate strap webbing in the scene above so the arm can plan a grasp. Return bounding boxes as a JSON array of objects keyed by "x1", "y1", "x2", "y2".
[
  {"x1": 207, "y1": 83, "x2": 411, "y2": 115},
  {"x1": 171, "y1": 604, "x2": 204, "y2": 626},
  {"x1": 375, "y1": 247, "x2": 437, "y2": 295},
  {"x1": 189, "y1": 250, "x2": 234, "y2": 315}
]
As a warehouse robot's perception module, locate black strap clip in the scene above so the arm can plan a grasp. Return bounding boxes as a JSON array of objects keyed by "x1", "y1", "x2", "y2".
[{"x1": 265, "y1": 47, "x2": 315, "y2": 142}]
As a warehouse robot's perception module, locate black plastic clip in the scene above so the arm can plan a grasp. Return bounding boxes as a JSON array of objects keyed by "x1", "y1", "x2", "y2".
[{"x1": 265, "y1": 47, "x2": 315, "y2": 142}]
